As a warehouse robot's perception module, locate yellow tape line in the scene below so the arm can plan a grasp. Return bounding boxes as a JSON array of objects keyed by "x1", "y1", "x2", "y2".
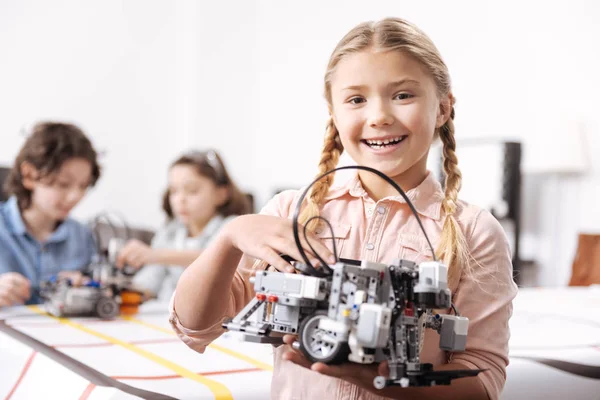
[
  {"x1": 121, "y1": 315, "x2": 274, "y2": 372},
  {"x1": 28, "y1": 306, "x2": 233, "y2": 400}
]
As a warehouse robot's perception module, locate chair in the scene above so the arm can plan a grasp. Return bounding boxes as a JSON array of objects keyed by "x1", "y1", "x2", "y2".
[
  {"x1": 568, "y1": 233, "x2": 600, "y2": 286},
  {"x1": 0, "y1": 166, "x2": 10, "y2": 202}
]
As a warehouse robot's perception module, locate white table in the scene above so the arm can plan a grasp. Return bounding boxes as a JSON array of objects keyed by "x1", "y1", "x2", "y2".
[
  {"x1": 0, "y1": 302, "x2": 274, "y2": 400},
  {"x1": 503, "y1": 286, "x2": 600, "y2": 399},
  {"x1": 2, "y1": 288, "x2": 599, "y2": 399}
]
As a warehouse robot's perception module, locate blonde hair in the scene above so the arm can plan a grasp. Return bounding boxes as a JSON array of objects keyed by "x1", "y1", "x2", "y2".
[{"x1": 300, "y1": 17, "x2": 470, "y2": 288}]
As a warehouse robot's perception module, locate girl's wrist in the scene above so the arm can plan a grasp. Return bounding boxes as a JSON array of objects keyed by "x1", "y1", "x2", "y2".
[
  {"x1": 217, "y1": 222, "x2": 244, "y2": 261},
  {"x1": 148, "y1": 248, "x2": 161, "y2": 264},
  {"x1": 221, "y1": 216, "x2": 240, "y2": 249}
]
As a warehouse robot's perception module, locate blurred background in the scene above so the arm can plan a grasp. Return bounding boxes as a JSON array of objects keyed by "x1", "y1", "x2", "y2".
[{"x1": 1, "y1": 0, "x2": 599, "y2": 288}]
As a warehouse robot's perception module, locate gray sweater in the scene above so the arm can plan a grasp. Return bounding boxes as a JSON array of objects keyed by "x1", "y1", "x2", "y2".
[{"x1": 132, "y1": 215, "x2": 235, "y2": 301}]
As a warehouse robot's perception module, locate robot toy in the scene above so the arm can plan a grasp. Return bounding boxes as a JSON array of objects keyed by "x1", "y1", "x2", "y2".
[
  {"x1": 224, "y1": 166, "x2": 482, "y2": 389},
  {"x1": 40, "y1": 238, "x2": 143, "y2": 319}
]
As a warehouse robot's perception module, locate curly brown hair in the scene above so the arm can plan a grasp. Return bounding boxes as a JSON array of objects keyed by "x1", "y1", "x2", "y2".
[
  {"x1": 4, "y1": 121, "x2": 101, "y2": 210},
  {"x1": 161, "y1": 150, "x2": 252, "y2": 219}
]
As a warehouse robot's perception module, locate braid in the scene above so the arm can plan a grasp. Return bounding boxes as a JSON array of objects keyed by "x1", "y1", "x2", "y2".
[
  {"x1": 436, "y1": 107, "x2": 470, "y2": 290},
  {"x1": 440, "y1": 111, "x2": 461, "y2": 216},
  {"x1": 298, "y1": 117, "x2": 344, "y2": 231}
]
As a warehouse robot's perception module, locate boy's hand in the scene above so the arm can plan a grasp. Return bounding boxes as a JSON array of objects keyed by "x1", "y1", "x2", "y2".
[
  {"x1": 0, "y1": 272, "x2": 31, "y2": 307},
  {"x1": 115, "y1": 239, "x2": 155, "y2": 269},
  {"x1": 225, "y1": 215, "x2": 336, "y2": 273},
  {"x1": 57, "y1": 270, "x2": 90, "y2": 287}
]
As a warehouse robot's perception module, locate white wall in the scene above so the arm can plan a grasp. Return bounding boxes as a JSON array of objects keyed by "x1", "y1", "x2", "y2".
[
  {"x1": 0, "y1": 0, "x2": 181, "y2": 229},
  {"x1": 1, "y1": 0, "x2": 599, "y2": 285}
]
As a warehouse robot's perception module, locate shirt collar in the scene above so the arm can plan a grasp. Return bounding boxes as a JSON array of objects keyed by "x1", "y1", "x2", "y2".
[
  {"x1": 4, "y1": 196, "x2": 27, "y2": 235},
  {"x1": 324, "y1": 171, "x2": 444, "y2": 220},
  {"x1": 196, "y1": 214, "x2": 225, "y2": 238},
  {"x1": 3, "y1": 196, "x2": 69, "y2": 242}
]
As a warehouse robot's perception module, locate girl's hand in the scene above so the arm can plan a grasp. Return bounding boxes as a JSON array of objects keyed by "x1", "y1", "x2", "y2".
[
  {"x1": 225, "y1": 214, "x2": 336, "y2": 273},
  {"x1": 0, "y1": 272, "x2": 31, "y2": 307},
  {"x1": 57, "y1": 270, "x2": 91, "y2": 287},
  {"x1": 115, "y1": 239, "x2": 156, "y2": 269},
  {"x1": 281, "y1": 334, "x2": 388, "y2": 391}
]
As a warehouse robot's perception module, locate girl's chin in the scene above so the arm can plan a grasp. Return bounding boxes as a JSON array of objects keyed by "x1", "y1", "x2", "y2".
[{"x1": 176, "y1": 215, "x2": 190, "y2": 223}]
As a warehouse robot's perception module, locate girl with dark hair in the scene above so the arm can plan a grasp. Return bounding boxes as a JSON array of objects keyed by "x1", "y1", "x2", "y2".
[{"x1": 116, "y1": 149, "x2": 251, "y2": 301}]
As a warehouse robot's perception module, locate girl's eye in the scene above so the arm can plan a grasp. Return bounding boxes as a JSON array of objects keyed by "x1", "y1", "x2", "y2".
[
  {"x1": 394, "y1": 93, "x2": 414, "y2": 100},
  {"x1": 348, "y1": 97, "x2": 366, "y2": 105}
]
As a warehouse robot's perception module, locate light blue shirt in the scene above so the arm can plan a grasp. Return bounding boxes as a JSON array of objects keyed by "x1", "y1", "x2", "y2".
[
  {"x1": 133, "y1": 215, "x2": 235, "y2": 301},
  {"x1": 0, "y1": 196, "x2": 97, "y2": 304}
]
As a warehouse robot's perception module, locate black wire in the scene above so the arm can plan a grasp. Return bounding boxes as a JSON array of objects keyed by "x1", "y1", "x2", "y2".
[
  {"x1": 304, "y1": 216, "x2": 339, "y2": 263},
  {"x1": 451, "y1": 303, "x2": 460, "y2": 316},
  {"x1": 104, "y1": 210, "x2": 133, "y2": 240},
  {"x1": 90, "y1": 214, "x2": 118, "y2": 255},
  {"x1": 292, "y1": 166, "x2": 437, "y2": 269},
  {"x1": 303, "y1": 216, "x2": 338, "y2": 273}
]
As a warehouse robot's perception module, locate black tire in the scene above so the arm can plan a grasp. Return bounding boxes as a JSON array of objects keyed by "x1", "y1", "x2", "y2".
[
  {"x1": 298, "y1": 311, "x2": 350, "y2": 365},
  {"x1": 96, "y1": 297, "x2": 119, "y2": 319}
]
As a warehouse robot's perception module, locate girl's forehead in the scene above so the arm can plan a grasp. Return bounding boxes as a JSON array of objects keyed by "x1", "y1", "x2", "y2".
[
  {"x1": 330, "y1": 50, "x2": 433, "y2": 90},
  {"x1": 169, "y1": 164, "x2": 212, "y2": 182}
]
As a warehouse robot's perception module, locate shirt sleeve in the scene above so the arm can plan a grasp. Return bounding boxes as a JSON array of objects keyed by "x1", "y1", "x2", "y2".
[
  {"x1": 168, "y1": 191, "x2": 300, "y2": 353},
  {"x1": 449, "y1": 209, "x2": 519, "y2": 400}
]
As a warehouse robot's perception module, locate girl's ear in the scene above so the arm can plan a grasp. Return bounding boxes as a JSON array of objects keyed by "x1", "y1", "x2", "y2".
[
  {"x1": 436, "y1": 94, "x2": 452, "y2": 128},
  {"x1": 20, "y1": 161, "x2": 39, "y2": 190}
]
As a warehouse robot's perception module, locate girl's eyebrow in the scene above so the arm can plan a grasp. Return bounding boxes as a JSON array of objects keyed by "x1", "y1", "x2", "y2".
[
  {"x1": 341, "y1": 79, "x2": 421, "y2": 92},
  {"x1": 387, "y1": 79, "x2": 421, "y2": 88}
]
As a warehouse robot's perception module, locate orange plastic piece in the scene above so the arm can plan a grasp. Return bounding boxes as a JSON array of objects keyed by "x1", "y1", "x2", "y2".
[{"x1": 120, "y1": 290, "x2": 143, "y2": 315}]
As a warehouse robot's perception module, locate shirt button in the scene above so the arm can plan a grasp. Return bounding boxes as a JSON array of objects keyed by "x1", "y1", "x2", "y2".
[
  {"x1": 377, "y1": 206, "x2": 386, "y2": 214},
  {"x1": 367, "y1": 208, "x2": 373, "y2": 215},
  {"x1": 366, "y1": 243, "x2": 374, "y2": 250}
]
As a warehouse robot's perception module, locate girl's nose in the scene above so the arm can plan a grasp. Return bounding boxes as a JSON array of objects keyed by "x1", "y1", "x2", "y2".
[{"x1": 368, "y1": 100, "x2": 394, "y2": 127}]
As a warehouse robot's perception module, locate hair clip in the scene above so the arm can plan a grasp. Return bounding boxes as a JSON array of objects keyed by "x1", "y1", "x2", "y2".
[{"x1": 185, "y1": 150, "x2": 226, "y2": 184}]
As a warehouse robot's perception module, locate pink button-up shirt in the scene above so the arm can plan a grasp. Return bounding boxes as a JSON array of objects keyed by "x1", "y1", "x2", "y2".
[{"x1": 170, "y1": 171, "x2": 518, "y2": 400}]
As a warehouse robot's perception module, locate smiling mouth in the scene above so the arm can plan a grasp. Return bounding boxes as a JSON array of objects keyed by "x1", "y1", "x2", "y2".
[{"x1": 361, "y1": 136, "x2": 407, "y2": 149}]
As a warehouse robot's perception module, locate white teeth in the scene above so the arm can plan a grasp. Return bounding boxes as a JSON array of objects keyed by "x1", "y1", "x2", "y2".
[{"x1": 365, "y1": 136, "x2": 404, "y2": 146}]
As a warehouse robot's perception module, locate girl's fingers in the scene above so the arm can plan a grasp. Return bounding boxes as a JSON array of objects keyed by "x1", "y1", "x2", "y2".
[
  {"x1": 265, "y1": 238, "x2": 313, "y2": 273},
  {"x1": 298, "y1": 232, "x2": 336, "y2": 265},
  {"x1": 130, "y1": 256, "x2": 143, "y2": 268},
  {"x1": 259, "y1": 247, "x2": 294, "y2": 272},
  {"x1": 282, "y1": 335, "x2": 297, "y2": 345},
  {"x1": 281, "y1": 241, "x2": 333, "y2": 272},
  {"x1": 281, "y1": 341, "x2": 313, "y2": 369}
]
